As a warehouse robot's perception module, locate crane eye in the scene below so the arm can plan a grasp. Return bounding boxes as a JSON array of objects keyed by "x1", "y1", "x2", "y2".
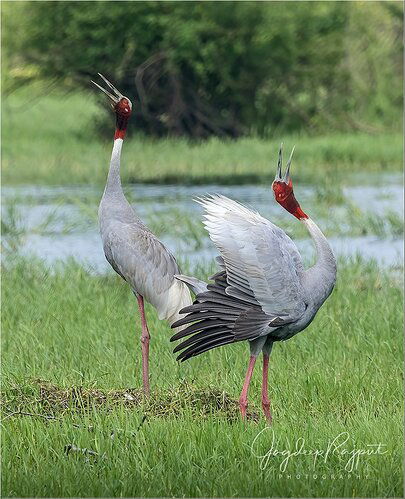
[{"x1": 278, "y1": 193, "x2": 282, "y2": 198}]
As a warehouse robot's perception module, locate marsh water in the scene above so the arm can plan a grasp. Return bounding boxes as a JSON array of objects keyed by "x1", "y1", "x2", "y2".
[{"x1": 2, "y1": 175, "x2": 403, "y2": 272}]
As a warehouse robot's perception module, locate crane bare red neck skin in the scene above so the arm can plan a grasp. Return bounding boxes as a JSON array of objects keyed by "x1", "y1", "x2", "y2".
[
  {"x1": 272, "y1": 179, "x2": 308, "y2": 220},
  {"x1": 114, "y1": 98, "x2": 132, "y2": 140},
  {"x1": 272, "y1": 145, "x2": 308, "y2": 220}
]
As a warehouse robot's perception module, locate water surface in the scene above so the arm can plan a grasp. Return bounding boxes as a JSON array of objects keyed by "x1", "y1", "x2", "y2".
[{"x1": 2, "y1": 178, "x2": 403, "y2": 272}]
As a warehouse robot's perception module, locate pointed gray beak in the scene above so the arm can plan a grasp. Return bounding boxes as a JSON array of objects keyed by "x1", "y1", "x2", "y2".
[
  {"x1": 275, "y1": 143, "x2": 283, "y2": 181},
  {"x1": 283, "y1": 145, "x2": 295, "y2": 182},
  {"x1": 91, "y1": 73, "x2": 125, "y2": 105}
]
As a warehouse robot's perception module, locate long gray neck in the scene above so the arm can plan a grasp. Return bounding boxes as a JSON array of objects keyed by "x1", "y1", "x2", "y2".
[
  {"x1": 103, "y1": 138, "x2": 125, "y2": 199},
  {"x1": 302, "y1": 217, "x2": 337, "y2": 306},
  {"x1": 99, "y1": 137, "x2": 137, "y2": 225}
]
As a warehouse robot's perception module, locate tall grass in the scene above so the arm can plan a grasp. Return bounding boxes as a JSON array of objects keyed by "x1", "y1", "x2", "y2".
[
  {"x1": 1, "y1": 257, "x2": 403, "y2": 497},
  {"x1": 2, "y1": 84, "x2": 403, "y2": 185}
]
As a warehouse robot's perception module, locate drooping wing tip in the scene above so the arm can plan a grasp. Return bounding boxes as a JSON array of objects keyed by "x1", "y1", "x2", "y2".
[
  {"x1": 170, "y1": 323, "x2": 182, "y2": 336},
  {"x1": 173, "y1": 343, "x2": 184, "y2": 354}
]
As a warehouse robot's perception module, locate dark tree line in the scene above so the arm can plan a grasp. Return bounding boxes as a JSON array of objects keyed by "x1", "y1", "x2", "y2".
[{"x1": 3, "y1": 1, "x2": 403, "y2": 138}]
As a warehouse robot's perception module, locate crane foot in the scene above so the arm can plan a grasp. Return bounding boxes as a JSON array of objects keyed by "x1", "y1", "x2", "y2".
[
  {"x1": 261, "y1": 400, "x2": 272, "y2": 424},
  {"x1": 239, "y1": 398, "x2": 248, "y2": 420}
]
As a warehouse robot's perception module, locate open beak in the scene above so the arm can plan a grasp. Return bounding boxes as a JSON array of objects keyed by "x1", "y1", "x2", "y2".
[
  {"x1": 275, "y1": 143, "x2": 283, "y2": 181},
  {"x1": 284, "y1": 145, "x2": 295, "y2": 183},
  {"x1": 91, "y1": 73, "x2": 124, "y2": 105},
  {"x1": 274, "y1": 143, "x2": 295, "y2": 183}
]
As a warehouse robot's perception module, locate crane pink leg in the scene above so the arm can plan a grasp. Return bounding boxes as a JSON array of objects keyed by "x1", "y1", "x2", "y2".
[
  {"x1": 137, "y1": 295, "x2": 150, "y2": 397},
  {"x1": 239, "y1": 355, "x2": 257, "y2": 420},
  {"x1": 261, "y1": 354, "x2": 272, "y2": 424}
]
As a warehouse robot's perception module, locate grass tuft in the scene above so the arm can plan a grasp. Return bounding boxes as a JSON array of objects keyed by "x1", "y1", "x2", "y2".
[{"x1": 3, "y1": 379, "x2": 258, "y2": 423}]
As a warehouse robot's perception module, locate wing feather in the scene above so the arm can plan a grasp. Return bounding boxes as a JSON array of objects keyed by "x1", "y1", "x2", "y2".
[
  {"x1": 171, "y1": 194, "x2": 306, "y2": 360},
  {"x1": 171, "y1": 271, "x2": 280, "y2": 359},
  {"x1": 103, "y1": 223, "x2": 192, "y2": 323},
  {"x1": 198, "y1": 195, "x2": 306, "y2": 322}
]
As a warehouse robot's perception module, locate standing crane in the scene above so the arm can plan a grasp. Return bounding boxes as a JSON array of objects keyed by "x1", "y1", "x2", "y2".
[
  {"x1": 92, "y1": 74, "x2": 192, "y2": 396},
  {"x1": 171, "y1": 146, "x2": 337, "y2": 422}
]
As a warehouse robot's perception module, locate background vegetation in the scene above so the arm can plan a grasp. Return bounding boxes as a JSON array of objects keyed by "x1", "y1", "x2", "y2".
[
  {"x1": 2, "y1": 1, "x2": 403, "y2": 138},
  {"x1": 2, "y1": 84, "x2": 402, "y2": 185},
  {"x1": 1, "y1": 2, "x2": 403, "y2": 498}
]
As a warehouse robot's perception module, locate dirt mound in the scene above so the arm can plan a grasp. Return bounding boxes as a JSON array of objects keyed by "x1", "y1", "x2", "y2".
[{"x1": 3, "y1": 379, "x2": 259, "y2": 423}]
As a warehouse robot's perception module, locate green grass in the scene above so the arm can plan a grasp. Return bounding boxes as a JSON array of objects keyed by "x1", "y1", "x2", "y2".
[
  {"x1": 1, "y1": 257, "x2": 403, "y2": 497},
  {"x1": 2, "y1": 83, "x2": 403, "y2": 185},
  {"x1": 1, "y1": 81, "x2": 403, "y2": 497}
]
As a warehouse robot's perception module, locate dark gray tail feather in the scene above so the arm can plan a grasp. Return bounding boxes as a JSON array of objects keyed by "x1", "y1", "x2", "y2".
[{"x1": 174, "y1": 274, "x2": 208, "y2": 295}]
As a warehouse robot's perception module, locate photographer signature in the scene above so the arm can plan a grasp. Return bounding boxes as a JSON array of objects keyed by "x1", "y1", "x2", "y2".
[{"x1": 251, "y1": 428, "x2": 387, "y2": 472}]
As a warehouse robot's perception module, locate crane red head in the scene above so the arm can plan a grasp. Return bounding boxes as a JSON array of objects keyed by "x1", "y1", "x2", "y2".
[
  {"x1": 92, "y1": 73, "x2": 132, "y2": 139},
  {"x1": 272, "y1": 144, "x2": 308, "y2": 220}
]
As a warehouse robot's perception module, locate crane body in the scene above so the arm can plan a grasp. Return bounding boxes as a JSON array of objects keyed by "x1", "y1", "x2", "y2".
[
  {"x1": 172, "y1": 147, "x2": 337, "y2": 422},
  {"x1": 93, "y1": 74, "x2": 192, "y2": 396}
]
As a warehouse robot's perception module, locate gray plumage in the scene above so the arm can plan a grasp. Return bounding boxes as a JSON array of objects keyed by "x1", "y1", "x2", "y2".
[
  {"x1": 171, "y1": 194, "x2": 337, "y2": 360},
  {"x1": 99, "y1": 139, "x2": 192, "y2": 326},
  {"x1": 174, "y1": 274, "x2": 208, "y2": 295}
]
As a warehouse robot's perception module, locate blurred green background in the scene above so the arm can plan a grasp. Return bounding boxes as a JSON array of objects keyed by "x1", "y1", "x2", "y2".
[{"x1": 2, "y1": 0, "x2": 403, "y2": 139}]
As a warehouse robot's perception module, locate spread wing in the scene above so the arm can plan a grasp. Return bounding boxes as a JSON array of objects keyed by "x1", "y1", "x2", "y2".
[
  {"x1": 170, "y1": 195, "x2": 307, "y2": 361},
  {"x1": 171, "y1": 266, "x2": 275, "y2": 361},
  {"x1": 200, "y1": 195, "x2": 306, "y2": 322}
]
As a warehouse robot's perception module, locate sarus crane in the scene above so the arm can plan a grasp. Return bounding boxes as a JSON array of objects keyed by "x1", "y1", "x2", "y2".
[
  {"x1": 92, "y1": 74, "x2": 192, "y2": 396},
  {"x1": 171, "y1": 146, "x2": 337, "y2": 422}
]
